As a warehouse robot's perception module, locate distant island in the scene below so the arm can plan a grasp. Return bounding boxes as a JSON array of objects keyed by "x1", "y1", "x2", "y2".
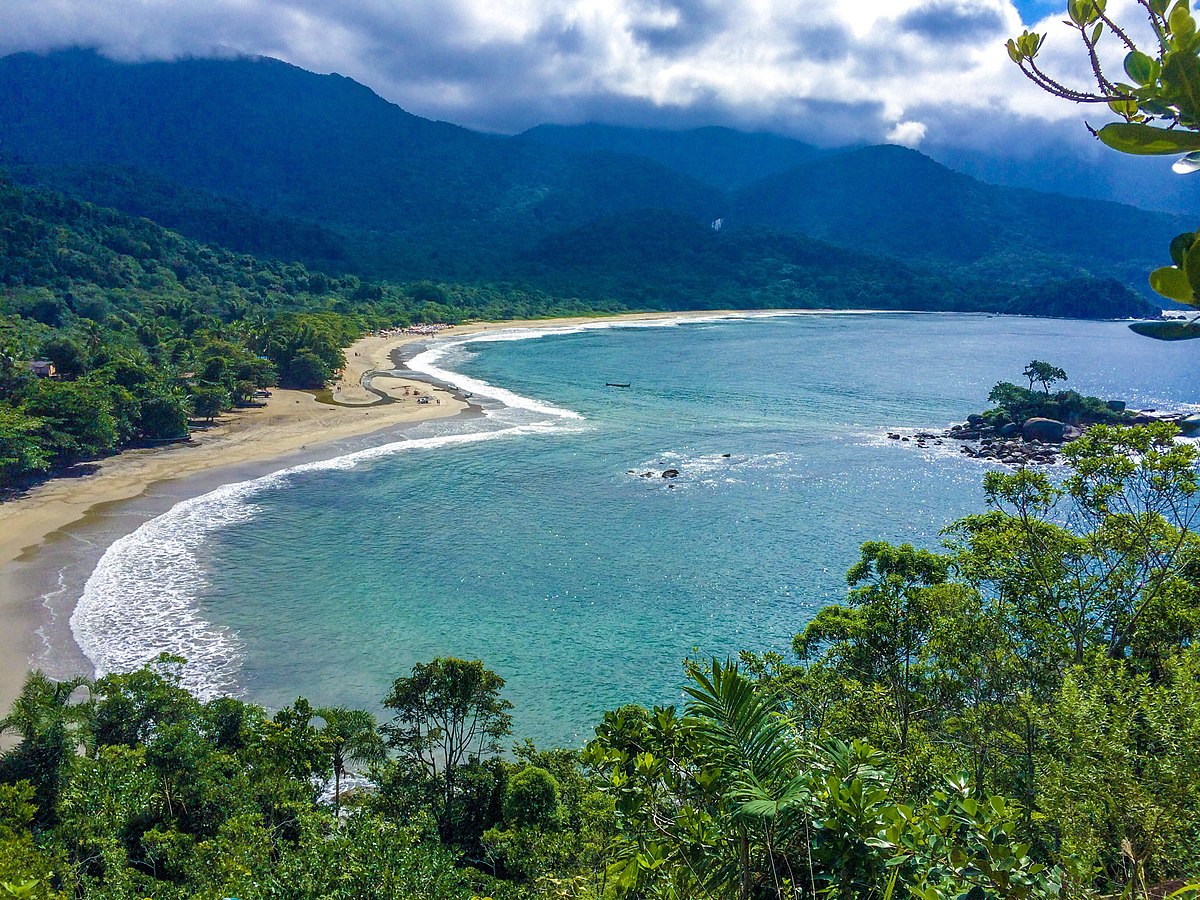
[{"x1": 891, "y1": 360, "x2": 1200, "y2": 464}]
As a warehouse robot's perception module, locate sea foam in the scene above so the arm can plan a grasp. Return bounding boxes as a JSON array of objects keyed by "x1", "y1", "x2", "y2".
[
  {"x1": 68, "y1": 324, "x2": 600, "y2": 697},
  {"x1": 67, "y1": 311, "x2": 850, "y2": 695}
]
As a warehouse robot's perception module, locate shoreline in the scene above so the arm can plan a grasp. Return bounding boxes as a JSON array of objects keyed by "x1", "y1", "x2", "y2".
[{"x1": 0, "y1": 308, "x2": 767, "y2": 711}]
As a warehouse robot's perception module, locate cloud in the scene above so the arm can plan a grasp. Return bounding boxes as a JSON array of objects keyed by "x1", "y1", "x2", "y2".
[
  {"x1": 896, "y1": 0, "x2": 1006, "y2": 41},
  {"x1": 0, "y1": 0, "x2": 1121, "y2": 151},
  {"x1": 887, "y1": 120, "x2": 928, "y2": 147}
]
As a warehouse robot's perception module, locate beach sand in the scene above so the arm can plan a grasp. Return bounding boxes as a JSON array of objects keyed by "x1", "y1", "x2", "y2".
[{"x1": 0, "y1": 310, "x2": 744, "y2": 711}]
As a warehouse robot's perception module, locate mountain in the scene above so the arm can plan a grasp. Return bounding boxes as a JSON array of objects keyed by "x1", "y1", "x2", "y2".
[
  {"x1": 0, "y1": 50, "x2": 723, "y2": 277},
  {"x1": 0, "y1": 50, "x2": 1167, "y2": 318},
  {"x1": 729, "y1": 144, "x2": 1190, "y2": 290},
  {"x1": 519, "y1": 123, "x2": 829, "y2": 192}
]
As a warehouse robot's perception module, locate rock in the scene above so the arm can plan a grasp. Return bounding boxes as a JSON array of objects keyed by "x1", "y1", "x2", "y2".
[
  {"x1": 721, "y1": 453, "x2": 732, "y2": 458},
  {"x1": 1179, "y1": 413, "x2": 1200, "y2": 436},
  {"x1": 901, "y1": 437, "x2": 910, "y2": 442},
  {"x1": 1106, "y1": 400, "x2": 1127, "y2": 412},
  {"x1": 661, "y1": 469, "x2": 680, "y2": 478},
  {"x1": 1023, "y1": 418, "x2": 1066, "y2": 443},
  {"x1": 640, "y1": 471, "x2": 654, "y2": 478},
  {"x1": 887, "y1": 433, "x2": 900, "y2": 440},
  {"x1": 999, "y1": 422, "x2": 1021, "y2": 438},
  {"x1": 967, "y1": 413, "x2": 985, "y2": 426}
]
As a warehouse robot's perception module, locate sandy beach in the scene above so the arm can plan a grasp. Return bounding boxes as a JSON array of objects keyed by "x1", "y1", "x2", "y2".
[{"x1": 0, "y1": 309, "x2": 741, "y2": 712}]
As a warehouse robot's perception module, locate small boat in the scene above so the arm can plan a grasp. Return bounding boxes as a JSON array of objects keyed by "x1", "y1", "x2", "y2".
[{"x1": 606, "y1": 382, "x2": 631, "y2": 388}]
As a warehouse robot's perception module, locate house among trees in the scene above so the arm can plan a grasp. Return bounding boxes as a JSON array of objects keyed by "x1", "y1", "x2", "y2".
[{"x1": 26, "y1": 359, "x2": 57, "y2": 378}]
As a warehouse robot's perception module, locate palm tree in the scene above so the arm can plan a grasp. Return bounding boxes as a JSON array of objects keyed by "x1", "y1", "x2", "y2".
[
  {"x1": 316, "y1": 707, "x2": 385, "y2": 819},
  {"x1": 0, "y1": 672, "x2": 91, "y2": 827}
]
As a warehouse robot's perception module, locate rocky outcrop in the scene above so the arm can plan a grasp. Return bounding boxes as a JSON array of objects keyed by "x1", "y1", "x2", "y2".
[{"x1": 1022, "y1": 418, "x2": 1066, "y2": 443}]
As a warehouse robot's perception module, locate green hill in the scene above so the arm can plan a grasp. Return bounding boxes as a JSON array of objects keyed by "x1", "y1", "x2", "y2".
[
  {"x1": 730, "y1": 144, "x2": 1188, "y2": 289},
  {"x1": 519, "y1": 123, "x2": 829, "y2": 192},
  {"x1": 0, "y1": 50, "x2": 1170, "y2": 316}
]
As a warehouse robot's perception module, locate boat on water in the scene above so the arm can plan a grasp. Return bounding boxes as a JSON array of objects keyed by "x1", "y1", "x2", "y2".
[{"x1": 606, "y1": 382, "x2": 631, "y2": 388}]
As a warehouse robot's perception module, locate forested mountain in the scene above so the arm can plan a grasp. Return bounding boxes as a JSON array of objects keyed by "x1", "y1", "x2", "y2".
[
  {"x1": 729, "y1": 144, "x2": 1190, "y2": 288},
  {"x1": 0, "y1": 49, "x2": 1174, "y2": 312},
  {"x1": 519, "y1": 123, "x2": 829, "y2": 192},
  {"x1": 0, "y1": 50, "x2": 722, "y2": 280}
]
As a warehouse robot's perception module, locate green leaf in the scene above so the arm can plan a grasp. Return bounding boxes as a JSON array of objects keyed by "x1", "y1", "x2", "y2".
[
  {"x1": 1149, "y1": 264, "x2": 1195, "y2": 302},
  {"x1": 1095, "y1": 122, "x2": 1200, "y2": 154},
  {"x1": 1161, "y1": 52, "x2": 1200, "y2": 119},
  {"x1": 1129, "y1": 319, "x2": 1200, "y2": 339},
  {"x1": 1170, "y1": 3, "x2": 1197, "y2": 42},
  {"x1": 1185, "y1": 237, "x2": 1200, "y2": 290},
  {"x1": 1173, "y1": 150, "x2": 1200, "y2": 171},
  {"x1": 1152, "y1": 0, "x2": 1170, "y2": 14},
  {"x1": 1125, "y1": 50, "x2": 1157, "y2": 84},
  {"x1": 1169, "y1": 230, "x2": 1195, "y2": 266}
]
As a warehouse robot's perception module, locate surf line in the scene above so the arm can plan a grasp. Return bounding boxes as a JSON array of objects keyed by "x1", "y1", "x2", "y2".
[{"x1": 68, "y1": 344, "x2": 586, "y2": 700}]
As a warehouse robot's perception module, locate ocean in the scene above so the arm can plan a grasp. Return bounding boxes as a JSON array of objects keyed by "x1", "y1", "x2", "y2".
[{"x1": 62, "y1": 312, "x2": 1200, "y2": 747}]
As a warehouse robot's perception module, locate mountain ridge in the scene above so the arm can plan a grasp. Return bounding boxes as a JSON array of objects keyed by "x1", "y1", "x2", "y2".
[{"x1": 0, "y1": 49, "x2": 1171, "y2": 317}]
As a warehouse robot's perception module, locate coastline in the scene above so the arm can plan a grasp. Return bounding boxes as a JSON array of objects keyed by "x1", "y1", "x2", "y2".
[{"x1": 0, "y1": 309, "x2": 753, "y2": 711}]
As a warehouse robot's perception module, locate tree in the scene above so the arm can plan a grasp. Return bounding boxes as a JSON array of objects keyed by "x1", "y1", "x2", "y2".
[
  {"x1": 189, "y1": 385, "x2": 226, "y2": 424},
  {"x1": 39, "y1": 337, "x2": 87, "y2": 380},
  {"x1": 795, "y1": 542, "x2": 952, "y2": 753},
  {"x1": 0, "y1": 672, "x2": 90, "y2": 828},
  {"x1": 23, "y1": 380, "x2": 118, "y2": 463},
  {"x1": 1006, "y1": 0, "x2": 1200, "y2": 333},
  {"x1": 1022, "y1": 360, "x2": 1068, "y2": 394},
  {"x1": 0, "y1": 407, "x2": 50, "y2": 487},
  {"x1": 381, "y1": 658, "x2": 513, "y2": 828},
  {"x1": 316, "y1": 707, "x2": 385, "y2": 819}
]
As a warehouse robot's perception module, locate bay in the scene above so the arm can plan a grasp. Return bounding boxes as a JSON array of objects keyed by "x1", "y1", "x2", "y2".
[{"x1": 79, "y1": 312, "x2": 1200, "y2": 747}]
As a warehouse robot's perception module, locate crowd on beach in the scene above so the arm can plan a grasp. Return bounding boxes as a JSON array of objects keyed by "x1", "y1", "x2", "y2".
[{"x1": 374, "y1": 323, "x2": 455, "y2": 338}]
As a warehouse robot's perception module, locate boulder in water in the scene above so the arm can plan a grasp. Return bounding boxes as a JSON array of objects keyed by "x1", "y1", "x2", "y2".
[
  {"x1": 1023, "y1": 418, "x2": 1066, "y2": 443},
  {"x1": 662, "y1": 469, "x2": 680, "y2": 478}
]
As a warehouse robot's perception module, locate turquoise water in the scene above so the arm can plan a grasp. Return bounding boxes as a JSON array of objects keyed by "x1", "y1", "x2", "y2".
[{"x1": 71, "y1": 313, "x2": 1200, "y2": 747}]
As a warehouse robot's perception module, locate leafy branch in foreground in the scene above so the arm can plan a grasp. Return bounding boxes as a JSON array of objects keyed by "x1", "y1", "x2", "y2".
[{"x1": 1007, "y1": 0, "x2": 1200, "y2": 325}]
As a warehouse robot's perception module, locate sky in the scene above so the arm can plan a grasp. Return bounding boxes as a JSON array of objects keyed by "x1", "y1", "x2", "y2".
[{"x1": 1, "y1": 0, "x2": 1195, "y2": 210}]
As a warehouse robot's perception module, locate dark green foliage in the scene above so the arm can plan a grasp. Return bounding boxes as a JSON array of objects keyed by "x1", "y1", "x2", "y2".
[
  {"x1": 0, "y1": 175, "x2": 616, "y2": 490},
  {"x1": 1, "y1": 427, "x2": 1197, "y2": 897},
  {"x1": 502, "y1": 766, "x2": 561, "y2": 829},
  {"x1": 730, "y1": 144, "x2": 1187, "y2": 293},
  {"x1": 520, "y1": 123, "x2": 828, "y2": 192},
  {"x1": 983, "y1": 381, "x2": 1131, "y2": 427}
]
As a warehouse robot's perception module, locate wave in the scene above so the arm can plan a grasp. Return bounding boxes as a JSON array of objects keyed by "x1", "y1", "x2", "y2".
[
  {"x1": 63, "y1": 310, "x2": 950, "y2": 696},
  {"x1": 67, "y1": 316, "x2": 610, "y2": 697},
  {"x1": 403, "y1": 312, "x2": 801, "y2": 417}
]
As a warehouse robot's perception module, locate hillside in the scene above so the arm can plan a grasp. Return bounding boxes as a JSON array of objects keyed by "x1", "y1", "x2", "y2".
[
  {"x1": 0, "y1": 50, "x2": 1171, "y2": 315},
  {"x1": 0, "y1": 50, "x2": 723, "y2": 276},
  {"x1": 519, "y1": 123, "x2": 829, "y2": 192},
  {"x1": 730, "y1": 144, "x2": 1188, "y2": 288}
]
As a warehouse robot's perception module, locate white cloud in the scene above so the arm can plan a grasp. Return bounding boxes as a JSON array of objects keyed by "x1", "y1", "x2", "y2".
[
  {"x1": 0, "y1": 0, "x2": 1128, "y2": 149},
  {"x1": 887, "y1": 120, "x2": 928, "y2": 147}
]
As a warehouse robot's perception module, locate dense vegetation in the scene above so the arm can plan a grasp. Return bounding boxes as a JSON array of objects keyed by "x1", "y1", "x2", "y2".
[
  {"x1": 1, "y1": 424, "x2": 1197, "y2": 899},
  {"x1": 0, "y1": 177, "x2": 613, "y2": 490},
  {"x1": 0, "y1": 167, "x2": 1160, "y2": 492},
  {"x1": 0, "y1": 50, "x2": 1177, "y2": 312},
  {"x1": 973, "y1": 362, "x2": 1134, "y2": 428}
]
